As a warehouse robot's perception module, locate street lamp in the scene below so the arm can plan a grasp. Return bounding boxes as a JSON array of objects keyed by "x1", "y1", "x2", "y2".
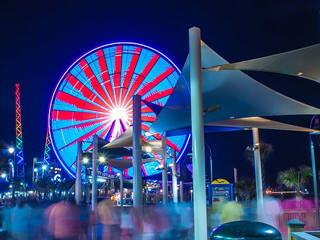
[
  {"x1": 98, "y1": 156, "x2": 106, "y2": 163},
  {"x1": 145, "y1": 146, "x2": 152, "y2": 153},
  {"x1": 83, "y1": 157, "x2": 89, "y2": 164},
  {"x1": 8, "y1": 147, "x2": 14, "y2": 154}
]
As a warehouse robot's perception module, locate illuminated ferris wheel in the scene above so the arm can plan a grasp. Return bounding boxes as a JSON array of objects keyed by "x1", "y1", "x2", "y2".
[{"x1": 49, "y1": 42, "x2": 190, "y2": 178}]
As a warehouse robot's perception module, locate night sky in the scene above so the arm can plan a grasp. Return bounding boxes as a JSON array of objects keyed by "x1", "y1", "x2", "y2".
[{"x1": 2, "y1": 0, "x2": 320, "y2": 186}]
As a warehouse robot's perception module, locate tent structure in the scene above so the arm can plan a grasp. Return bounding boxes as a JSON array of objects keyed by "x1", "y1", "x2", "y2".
[
  {"x1": 104, "y1": 158, "x2": 156, "y2": 171},
  {"x1": 147, "y1": 28, "x2": 320, "y2": 240},
  {"x1": 149, "y1": 41, "x2": 320, "y2": 133},
  {"x1": 204, "y1": 43, "x2": 320, "y2": 82},
  {"x1": 103, "y1": 126, "x2": 163, "y2": 153}
]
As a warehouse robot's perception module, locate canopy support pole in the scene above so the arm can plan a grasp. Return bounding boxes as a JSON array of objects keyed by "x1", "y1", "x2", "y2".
[
  {"x1": 189, "y1": 26, "x2": 207, "y2": 240},
  {"x1": 172, "y1": 148, "x2": 178, "y2": 203},
  {"x1": 92, "y1": 134, "x2": 98, "y2": 211},
  {"x1": 75, "y1": 141, "x2": 82, "y2": 205},
  {"x1": 180, "y1": 180, "x2": 183, "y2": 202},
  {"x1": 120, "y1": 171, "x2": 124, "y2": 207},
  {"x1": 252, "y1": 128, "x2": 263, "y2": 209},
  {"x1": 133, "y1": 95, "x2": 142, "y2": 207},
  {"x1": 310, "y1": 135, "x2": 319, "y2": 227},
  {"x1": 162, "y1": 137, "x2": 168, "y2": 204}
]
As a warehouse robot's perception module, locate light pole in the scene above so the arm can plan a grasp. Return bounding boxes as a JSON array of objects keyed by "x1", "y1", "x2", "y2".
[
  {"x1": 8, "y1": 147, "x2": 15, "y2": 198},
  {"x1": 205, "y1": 144, "x2": 214, "y2": 183},
  {"x1": 82, "y1": 157, "x2": 90, "y2": 205},
  {"x1": 42, "y1": 165, "x2": 47, "y2": 178}
]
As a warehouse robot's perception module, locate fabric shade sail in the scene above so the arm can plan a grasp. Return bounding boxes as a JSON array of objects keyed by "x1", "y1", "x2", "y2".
[
  {"x1": 103, "y1": 127, "x2": 163, "y2": 153},
  {"x1": 150, "y1": 41, "x2": 320, "y2": 133},
  {"x1": 205, "y1": 43, "x2": 320, "y2": 82},
  {"x1": 104, "y1": 158, "x2": 156, "y2": 171},
  {"x1": 207, "y1": 117, "x2": 319, "y2": 132},
  {"x1": 165, "y1": 117, "x2": 318, "y2": 137}
]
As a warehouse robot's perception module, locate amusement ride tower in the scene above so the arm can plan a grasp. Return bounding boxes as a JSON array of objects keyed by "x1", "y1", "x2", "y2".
[{"x1": 15, "y1": 83, "x2": 25, "y2": 179}]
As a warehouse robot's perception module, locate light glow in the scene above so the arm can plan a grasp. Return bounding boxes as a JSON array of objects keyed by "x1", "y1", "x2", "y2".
[
  {"x1": 83, "y1": 157, "x2": 89, "y2": 164},
  {"x1": 145, "y1": 146, "x2": 152, "y2": 153},
  {"x1": 99, "y1": 156, "x2": 106, "y2": 163},
  {"x1": 8, "y1": 147, "x2": 14, "y2": 154}
]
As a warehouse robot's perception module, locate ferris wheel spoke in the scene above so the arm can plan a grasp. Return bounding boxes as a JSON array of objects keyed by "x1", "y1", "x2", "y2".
[
  {"x1": 141, "y1": 116, "x2": 156, "y2": 122},
  {"x1": 141, "y1": 106, "x2": 154, "y2": 113},
  {"x1": 113, "y1": 45, "x2": 122, "y2": 103},
  {"x1": 119, "y1": 119, "x2": 126, "y2": 133},
  {"x1": 53, "y1": 117, "x2": 108, "y2": 131},
  {"x1": 143, "y1": 88, "x2": 174, "y2": 103},
  {"x1": 142, "y1": 164, "x2": 147, "y2": 177},
  {"x1": 136, "y1": 67, "x2": 175, "y2": 96},
  {"x1": 124, "y1": 54, "x2": 160, "y2": 103},
  {"x1": 66, "y1": 73, "x2": 110, "y2": 109},
  {"x1": 59, "y1": 122, "x2": 108, "y2": 150},
  {"x1": 97, "y1": 50, "x2": 116, "y2": 105},
  {"x1": 79, "y1": 59, "x2": 114, "y2": 107},
  {"x1": 52, "y1": 110, "x2": 106, "y2": 122},
  {"x1": 120, "y1": 47, "x2": 141, "y2": 106},
  {"x1": 56, "y1": 91, "x2": 108, "y2": 113},
  {"x1": 105, "y1": 120, "x2": 116, "y2": 141},
  {"x1": 84, "y1": 120, "x2": 116, "y2": 151}
]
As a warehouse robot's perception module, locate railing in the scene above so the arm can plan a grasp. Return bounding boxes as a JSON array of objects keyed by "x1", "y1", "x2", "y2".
[{"x1": 279, "y1": 209, "x2": 317, "y2": 239}]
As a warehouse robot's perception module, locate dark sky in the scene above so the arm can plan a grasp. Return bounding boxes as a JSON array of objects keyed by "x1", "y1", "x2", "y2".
[{"x1": 2, "y1": 0, "x2": 320, "y2": 186}]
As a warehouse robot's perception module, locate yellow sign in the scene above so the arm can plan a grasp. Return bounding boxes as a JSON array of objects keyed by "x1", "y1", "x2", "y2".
[{"x1": 212, "y1": 178, "x2": 230, "y2": 184}]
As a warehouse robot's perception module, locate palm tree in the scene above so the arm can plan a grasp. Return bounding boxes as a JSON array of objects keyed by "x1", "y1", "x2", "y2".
[{"x1": 277, "y1": 165, "x2": 312, "y2": 197}]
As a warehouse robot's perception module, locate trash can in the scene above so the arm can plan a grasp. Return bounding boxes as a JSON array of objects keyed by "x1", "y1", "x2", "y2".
[{"x1": 210, "y1": 220, "x2": 282, "y2": 240}]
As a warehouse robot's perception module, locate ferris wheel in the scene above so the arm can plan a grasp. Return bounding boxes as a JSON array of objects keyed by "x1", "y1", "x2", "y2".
[{"x1": 49, "y1": 42, "x2": 190, "y2": 178}]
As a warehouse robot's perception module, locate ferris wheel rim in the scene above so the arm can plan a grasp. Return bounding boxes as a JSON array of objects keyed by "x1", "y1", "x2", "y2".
[{"x1": 48, "y1": 42, "x2": 189, "y2": 178}]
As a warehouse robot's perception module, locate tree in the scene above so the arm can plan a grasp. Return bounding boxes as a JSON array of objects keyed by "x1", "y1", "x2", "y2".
[
  {"x1": 235, "y1": 178, "x2": 256, "y2": 202},
  {"x1": 245, "y1": 142, "x2": 273, "y2": 188},
  {"x1": 277, "y1": 165, "x2": 312, "y2": 197}
]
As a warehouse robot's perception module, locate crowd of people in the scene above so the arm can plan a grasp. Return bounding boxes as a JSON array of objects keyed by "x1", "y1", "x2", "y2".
[
  {"x1": 0, "y1": 196, "x2": 310, "y2": 239},
  {"x1": 0, "y1": 198, "x2": 194, "y2": 240}
]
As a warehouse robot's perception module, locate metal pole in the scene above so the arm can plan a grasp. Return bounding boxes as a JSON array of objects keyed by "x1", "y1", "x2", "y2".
[
  {"x1": 209, "y1": 146, "x2": 213, "y2": 183},
  {"x1": 178, "y1": 162, "x2": 183, "y2": 202},
  {"x1": 180, "y1": 180, "x2": 183, "y2": 202},
  {"x1": 32, "y1": 157, "x2": 36, "y2": 183},
  {"x1": 75, "y1": 141, "x2": 82, "y2": 205},
  {"x1": 252, "y1": 128, "x2": 263, "y2": 209},
  {"x1": 162, "y1": 137, "x2": 168, "y2": 204},
  {"x1": 172, "y1": 148, "x2": 178, "y2": 203},
  {"x1": 189, "y1": 27, "x2": 207, "y2": 240},
  {"x1": 310, "y1": 135, "x2": 319, "y2": 227},
  {"x1": 133, "y1": 95, "x2": 142, "y2": 207},
  {"x1": 92, "y1": 134, "x2": 98, "y2": 211},
  {"x1": 120, "y1": 171, "x2": 124, "y2": 207}
]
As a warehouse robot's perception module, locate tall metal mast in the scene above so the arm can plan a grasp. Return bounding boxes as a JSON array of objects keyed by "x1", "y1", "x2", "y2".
[
  {"x1": 15, "y1": 83, "x2": 25, "y2": 179},
  {"x1": 43, "y1": 129, "x2": 51, "y2": 165}
]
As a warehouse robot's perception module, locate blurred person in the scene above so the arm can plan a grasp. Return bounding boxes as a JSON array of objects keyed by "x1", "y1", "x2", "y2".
[
  {"x1": 10, "y1": 200, "x2": 32, "y2": 240},
  {"x1": 176, "y1": 202, "x2": 193, "y2": 239},
  {"x1": 96, "y1": 199, "x2": 120, "y2": 240},
  {"x1": 141, "y1": 206, "x2": 156, "y2": 239},
  {"x1": 153, "y1": 205, "x2": 170, "y2": 239},
  {"x1": 46, "y1": 200, "x2": 82, "y2": 240},
  {"x1": 258, "y1": 197, "x2": 283, "y2": 229},
  {"x1": 1, "y1": 201, "x2": 12, "y2": 239},
  {"x1": 219, "y1": 200, "x2": 244, "y2": 223},
  {"x1": 120, "y1": 207, "x2": 134, "y2": 239}
]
